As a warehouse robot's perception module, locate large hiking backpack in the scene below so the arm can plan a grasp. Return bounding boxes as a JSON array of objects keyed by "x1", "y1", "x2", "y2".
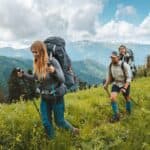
[
  {"x1": 120, "y1": 49, "x2": 137, "y2": 78},
  {"x1": 127, "y1": 49, "x2": 137, "y2": 78},
  {"x1": 44, "y1": 37, "x2": 77, "y2": 91},
  {"x1": 120, "y1": 49, "x2": 134, "y2": 63},
  {"x1": 126, "y1": 49, "x2": 134, "y2": 61}
]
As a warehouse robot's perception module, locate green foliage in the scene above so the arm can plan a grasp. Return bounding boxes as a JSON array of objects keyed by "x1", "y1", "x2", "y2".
[
  {"x1": 136, "y1": 55, "x2": 150, "y2": 78},
  {"x1": 7, "y1": 68, "x2": 39, "y2": 103},
  {"x1": 0, "y1": 82, "x2": 6, "y2": 103},
  {"x1": 136, "y1": 65, "x2": 150, "y2": 78},
  {"x1": 0, "y1": 87, "x2": 5, "y2": 103},
  {"x1": 0, "y1": 77, "x2": 150, "y2": 149},
  {"x1": 8, "y1": 68, "x2": 25, "y2": 103},
  {"x1": 0, "y1": 56, "x2": 32, "y2": 95}
]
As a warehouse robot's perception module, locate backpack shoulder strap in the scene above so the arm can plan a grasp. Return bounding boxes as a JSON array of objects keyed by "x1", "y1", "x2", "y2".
[
  {"x1": 51, "y1": 44, "x2": 56, "y2": 56},
  {"x1": 121, "y1": 62, "x2": 127, "y2": 82},
  {"x1": 109, "y1": 63, "x2": 113, "y2": 77},
  {"x1": 49, "y1": 51, "x2": 53, "y2": 61}
]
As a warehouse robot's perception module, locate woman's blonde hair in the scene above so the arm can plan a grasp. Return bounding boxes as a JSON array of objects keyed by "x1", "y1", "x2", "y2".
[{"x1": 31, "y1": 41, "x2": 48, "y2": 80}]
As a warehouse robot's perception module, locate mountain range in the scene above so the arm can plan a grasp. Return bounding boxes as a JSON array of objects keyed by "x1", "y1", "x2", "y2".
[
  {"x1": 0, "y1": 41, "x2": 150, "y2": 66},
  {"x1": 0, "y1": 40, "x2": 150, "y2": 95},
  {"x1": 66, "y1": 41, "x2": 150, "y2": 66}
]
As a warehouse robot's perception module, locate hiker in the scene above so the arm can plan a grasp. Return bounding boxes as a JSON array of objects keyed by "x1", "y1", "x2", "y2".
[
  {"x1": 103, "y1": 51, "x2": 132, "y2": 123},
  {"x1": 118, "y1": 45, "x2": 137, "y2": 78},
  {"x1": 17, "y1": 41, "x2": 79, "y2": 139}
]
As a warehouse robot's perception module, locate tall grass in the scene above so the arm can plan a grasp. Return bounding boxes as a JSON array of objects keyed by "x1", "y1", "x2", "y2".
[{"x1": 0, "y1": 77, "x2": 150, "y2": 150}]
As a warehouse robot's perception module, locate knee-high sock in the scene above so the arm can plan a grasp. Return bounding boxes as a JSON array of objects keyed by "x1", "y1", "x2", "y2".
[
  {"x1": 126, "y1": 101, "x2": 132, "y2": 113},
  {"x1": 111, "y1": 101, "x2": 119, "y2": 115}
]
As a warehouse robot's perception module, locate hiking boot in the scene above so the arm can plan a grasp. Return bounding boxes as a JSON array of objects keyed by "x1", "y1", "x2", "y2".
[
  {"x1": 72, "y1": 127, "x2": 80, "y2": 136},
  {"x1": 109, "y1": 114, "x2": 120, "y2": 123}
]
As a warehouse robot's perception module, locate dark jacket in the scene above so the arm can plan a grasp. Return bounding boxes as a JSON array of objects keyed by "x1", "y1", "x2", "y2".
[{"x1": 23, "y1": 58, "x2": 66, "y2": 99}]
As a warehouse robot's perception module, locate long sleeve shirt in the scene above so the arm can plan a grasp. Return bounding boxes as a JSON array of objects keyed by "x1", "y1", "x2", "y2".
[{"x1": 23, "y1": 58, "x2": 65, "y2": 92}]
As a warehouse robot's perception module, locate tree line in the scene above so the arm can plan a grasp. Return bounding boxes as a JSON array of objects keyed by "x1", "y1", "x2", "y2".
[
  {"x1": 0, "y1": 68, "x2": 99, "y2": 103},
  {"x1": 0, "y1": 55, "x2": 150, "y2": 103},
  {"x1": 136, "y1": 55, "x2": 150, "y2": 77}
]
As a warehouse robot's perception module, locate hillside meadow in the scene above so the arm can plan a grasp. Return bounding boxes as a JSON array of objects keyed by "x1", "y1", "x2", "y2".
[{"x1": 0, "y1": 77, "x2": 150, "y2": 150}]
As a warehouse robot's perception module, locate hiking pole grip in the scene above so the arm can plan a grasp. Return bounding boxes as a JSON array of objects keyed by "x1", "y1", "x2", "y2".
[
  {"x1": 32, "y1": 100, "x2": 41, "y2": 119},
  {"x1": 102, "y1": 79, "x2": 111, "y2": 97},
  {"x1": 105, "y1": 88, "x2": 111, "y2": 97}
]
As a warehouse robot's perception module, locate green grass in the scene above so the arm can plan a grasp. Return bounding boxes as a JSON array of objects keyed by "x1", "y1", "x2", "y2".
[{"x1": 0, "y1": 77, "x2": 150, "y2": 150}]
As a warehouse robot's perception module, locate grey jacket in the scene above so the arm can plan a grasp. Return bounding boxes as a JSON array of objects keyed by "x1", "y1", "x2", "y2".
[{"x1": 23, "y1": 58, "x2": 65, "y2": 94}]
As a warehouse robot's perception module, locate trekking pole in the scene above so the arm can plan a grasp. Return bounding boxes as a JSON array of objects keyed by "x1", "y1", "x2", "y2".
[
  {"x1": 32, "y1": 99, "x2": 41, "y2": 119},
  {"x1": 102, "y1": 79, "x2": 111, "y2": 97},
  {"x1": 128, "y1": 96, "x2": 138, "y2": 106},
  {"x1": 22, "y1": 77, "x2": 41, "y2": 119},
  {"x1": 103, "y1": 87, "x2": 110, "y2": 97},
  {"x1": 119, "y1": 90, "x2": 138, "y2": 106}
]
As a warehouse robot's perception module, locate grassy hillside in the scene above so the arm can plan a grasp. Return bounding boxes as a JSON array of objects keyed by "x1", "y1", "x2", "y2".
[{"x1": 0, "y1": 77, "x2": 150, "y2": 150}]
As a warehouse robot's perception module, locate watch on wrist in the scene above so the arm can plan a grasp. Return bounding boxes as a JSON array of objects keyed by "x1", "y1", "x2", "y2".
[{"x1": 123, "y1": 87, "x2": 127, "y2": 90}]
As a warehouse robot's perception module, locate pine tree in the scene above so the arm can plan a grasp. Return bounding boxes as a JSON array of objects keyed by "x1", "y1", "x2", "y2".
[
  {"x1": 8, "y1": 68, "x2": 39, "y2": 103},
  {"x1": 8, "y1": 68, "x2": 24, "y2": 103},
  {"x1": 147, "y1": 55, "x2": 150, "y2": 70},
  {"x1": 0, "y1": 84, "x2": 5, "y2": 103}
]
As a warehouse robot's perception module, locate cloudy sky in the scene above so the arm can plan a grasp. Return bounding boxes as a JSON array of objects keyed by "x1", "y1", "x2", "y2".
[{"x1": 0, "y1": 0, "x2": 150, "y2": 48}]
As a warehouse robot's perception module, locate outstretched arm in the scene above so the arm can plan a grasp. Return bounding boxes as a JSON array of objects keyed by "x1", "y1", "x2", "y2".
[{"x1": 18, "y1": 71, "x2": 35, "y2": 81}]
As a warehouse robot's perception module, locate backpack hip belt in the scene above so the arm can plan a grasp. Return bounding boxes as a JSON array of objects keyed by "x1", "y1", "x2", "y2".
[
  {"x1": 41, "y1": 89, "x2": 56, "y2": 95},
  {"x1": 114, "y1": 80, "x2": 125, "y2": 83}
]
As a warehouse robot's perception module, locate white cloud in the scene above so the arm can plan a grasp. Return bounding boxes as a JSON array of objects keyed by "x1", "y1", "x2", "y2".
[
  {"x1": 0, "y1": 0, "x2": 150, "y2": 47},
  {"x1": 68, "y1": 3, "x2": 102, "y2": 32},
  {"x1": 115, "y1": 4, "x2": 137, "y2": 19},
  {"x1": 138, "y1": 14, "x2": 150, "y2": 36},
  {"x1": 0, "y1": 0, "x2": 45, "y2": 40},
  {"x1": 0, "y1": 0, "x2": 103, "y2": 46},
  {"x1": 95, "y1": 13, "x2": 150, "y2": 44},
  {"x1": 96, "y1": 20, "x2": 136, "y2": 41}
]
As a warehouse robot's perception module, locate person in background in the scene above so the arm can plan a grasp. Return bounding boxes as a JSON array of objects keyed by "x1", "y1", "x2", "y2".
[{"x1": 118, "y1": 45, "x2": 137, "y2": 78}]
